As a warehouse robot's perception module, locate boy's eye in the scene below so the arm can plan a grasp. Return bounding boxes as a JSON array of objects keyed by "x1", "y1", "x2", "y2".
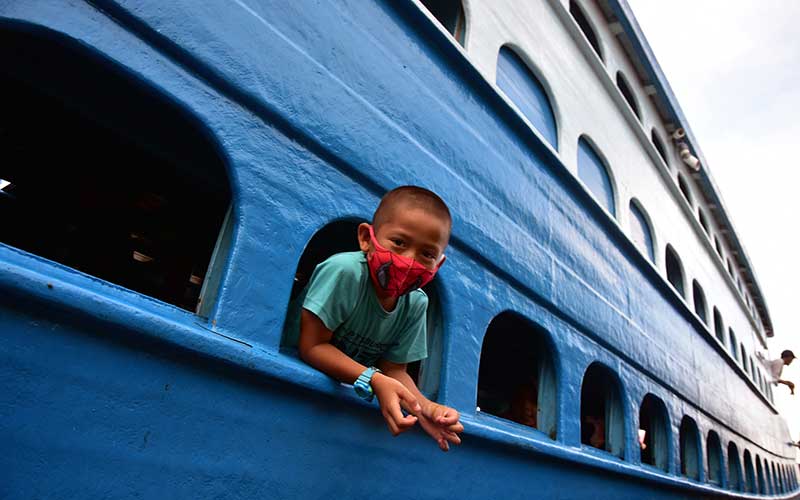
[
  {"x1": 389, "y1": 238, "x2": 405, "y2": 247},
  {"x1": 422, "y1": 251, "x2": 436, "y2": 260}
]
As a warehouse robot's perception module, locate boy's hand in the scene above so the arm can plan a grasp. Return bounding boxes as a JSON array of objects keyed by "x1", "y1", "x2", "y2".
[
  {"x1": 418, "y1": 401, "x2": 464, "y2": 452},
  {"x1": 371, "y1": 373, "x2": 422, "y2": 436}
]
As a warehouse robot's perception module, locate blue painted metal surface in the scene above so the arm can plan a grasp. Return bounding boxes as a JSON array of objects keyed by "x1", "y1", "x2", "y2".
[{"x1": 0, "y1": 0, "x2": 797, "y2": 498}]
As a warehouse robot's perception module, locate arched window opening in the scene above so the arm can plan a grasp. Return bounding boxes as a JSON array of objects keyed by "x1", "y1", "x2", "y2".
[
  {"x1": 580, "y1": 363, "x2": 625, "y2": 458},
  {"x1": 281, "y1": 220, "x2": 445, "y2": 398},
  {"x1": 496, "y1": 47, "x2": 558, "y2": 148},
  {"x1": 773, "y1": 463, "x2": 781, "y2": 494},
  {"x1": 419, "y1": 0, "x2": 466, "y2": 46},
  {"x1": 714, "y1": 236, "x2": 723, "y2": 257},
  {"x1": 726, "y1": 258, "x2": 735, "y2": 278},
  {"x1": 728, "y1": 442, "x2": 743, "y2": 491},
  {"x1": 740, "y1": 344, "x2": 748, "y2": 372},
  {"x1": 712, "y1": 307, "x2": 724, "y2": 343},
  {"x1": 616, "y1": 72, "x2": 641, "y2": 120},
  {"x1": 698, "y1": 208, "x2": 710, "y2": 235},
  {"x1": 651, "y1": 129, "x2": 669, "y2": 166},
  {"x1": 756, "y1": 456, "x2": 766, "y2": 494},
  {"x1": 728, "y1": 329, "x2": 738, "y2": 362},
  {"x1": 0, "y1": 27, "x2": 232, "y2": 314},
  {"x1": 743, "y1": 450, "x2": 756, "y2": 493},
  {"x1": 707, "y1": 431, "x2": 723, "y2": 485},
  {"x1": 749, "y1": 357, "x2": 755, "y2": 381},
  {"x1": 629, "y1": 200, "x2": 655, "y2": 262},
  {"x1": 665, "y1": 245, "x2": 685, "y2": 298},
  {"x1": 679, "y1": 416, "x2": 701, "y2": 480},
  {"x1": 692, "y1": 280, "x2": 708, "y2": 325},
  {"x1": 765, "y1": 461, "x2": 773, "y2": 494},
  {"x1": 577, "y1": 137, "x2": 616, "y2": 217},
  {"x1": 639, "y1": 394, "x2": 669, "y2": 471},
  {"x1": 569, "y1": 0, "x2": 603, "y2": 62},
  {"x1": 477, "y1": 312, "x2": 558, "y2": 439},
  {"x1": 677, "y1": 173, "x2": 693, "y2": 206}
]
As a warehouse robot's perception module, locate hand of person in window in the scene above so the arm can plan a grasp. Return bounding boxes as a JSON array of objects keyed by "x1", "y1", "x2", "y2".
[
  {"x1": 371, "y1": 373, "x2": 421, "y2": 436},
  {"x1": 418, "y1": 401, "x2": 464, "y2": 452}
]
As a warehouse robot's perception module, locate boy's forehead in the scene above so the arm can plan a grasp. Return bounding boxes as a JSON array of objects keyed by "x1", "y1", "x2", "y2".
[{"x1": 377, "y1": 205, "x2": 451, "y2": 244}]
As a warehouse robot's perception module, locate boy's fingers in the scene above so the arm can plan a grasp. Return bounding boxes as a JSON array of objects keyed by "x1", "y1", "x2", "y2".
[
  {"x1": 387, "y1": 402, "x2": 417, "y2": 431},
  {"x1": 438, "y1": 438, "x2": 450, "y2": 452},
  {"x1": 436, "y1": 411, "x2": 460, "y2": 426},
  {"x1": 397, "y1": 388, "x2": 422, "y2": 414},
  {"x1": 447, "y1": 422, "x2": 464, "y2": 434},
  {"x1": 444, "y1": 431, "x2": 462, "y2": 445}
]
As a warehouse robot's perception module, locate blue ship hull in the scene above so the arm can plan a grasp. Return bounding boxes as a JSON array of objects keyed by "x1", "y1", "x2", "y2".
[{"x1": 1, "y1": 0, "x2": 797, "y2": 498}]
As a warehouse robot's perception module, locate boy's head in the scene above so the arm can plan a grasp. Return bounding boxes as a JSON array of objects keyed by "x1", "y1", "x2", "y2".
[
  {"x1": 782, "y1": 350, "x2": 795, "y2": 365},
  {"x1": 358, "y1": 186, "x2": 451, "y2": 270}
]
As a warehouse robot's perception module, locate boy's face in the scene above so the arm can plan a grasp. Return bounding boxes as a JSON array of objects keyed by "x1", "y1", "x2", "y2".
[{"x1": 358, "y1": 206, "x2": 450, "y2": 270}]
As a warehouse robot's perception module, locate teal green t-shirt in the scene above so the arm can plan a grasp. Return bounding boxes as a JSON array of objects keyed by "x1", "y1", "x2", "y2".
[{"x1": 282, "y1": 251, "x2": 428, "y2": 366}]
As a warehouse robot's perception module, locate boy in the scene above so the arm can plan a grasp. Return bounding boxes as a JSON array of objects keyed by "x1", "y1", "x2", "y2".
[{"x1": 284, "y1": 186, "x2": 463, "y2": 451}]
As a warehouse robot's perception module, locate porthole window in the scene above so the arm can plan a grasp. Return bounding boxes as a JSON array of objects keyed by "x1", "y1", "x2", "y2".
[
  {"x1": 692, "y1": 280, "x2": 708, "y2": 325},
  {"x1": 496, "y1": 46, "x2": 558, "y2": 148},
  {"x1": 743, "y1": 450, "x2": 756, "y2": 492},
  {"x1": 728, "y1": 329, "x2": 738, "y2": 361},
  {"x1": 707, "y1": 431, "x2": 723, "y2": 485},
  {"x1": 698, "y1": 208, "x2": 710, "y2": 235},
  {"x1": 728, "y1": 442, "x2": 743, "y2": 491},
  {"x1": 712, "y1": 307, "x2": 724, "y2": 343},
  {"x1": 419, "y1": 0, "x2": 466, "y2": 46},
  {"x1": 679, "y1": 416, "x2": 701, "y2": 480},
  {"x1": 580, "y1": 362, "x2": 625, "y2": 458},
  {"x1": 639, "y1": 394, "x2": 669, "y2": 471},
  {"x1": 677, "y1": 173, "x2": 693, "y2": 206},
  {"x1": 756, "y1": 455, "x2": 766, "y2": 494},
  {"x1": 477, "y1": 312, "x2": 558, "y2": 439},
  {"x1": 569, "y1": 0, "x2": 603, "y2": 62},
  {"x1": 665, "y1": 245, "x2": 685, "y2": 298},
  {"x1": 616, "y1": 72, "x2": 641, "y2": 120},
  {"x1": 629, "y1": 199, "x2": 655, "y2": 262},
  {"x1": 0, "y1": 27, "x2": 232, "y2": 314},
  {"x1": 578, "y1": 137, "x2": 616, "y2": 217},
  {"x1": 651, "y1": 129, "x2": 669, "y2": 166}
]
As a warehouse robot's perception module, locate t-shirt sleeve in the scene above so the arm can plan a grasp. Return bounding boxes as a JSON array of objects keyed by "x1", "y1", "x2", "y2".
[
  {"x1": 302, "y1": 253, "x2": 363, "y2": 332},
  {"x1": 384, "y1": 291, "x2": 429, "y2": 364}
]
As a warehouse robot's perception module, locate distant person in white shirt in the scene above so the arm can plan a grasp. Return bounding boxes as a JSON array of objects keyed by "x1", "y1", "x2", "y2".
[{"x1": 766, "y1": 350, "x2": 796, "y2": 395}]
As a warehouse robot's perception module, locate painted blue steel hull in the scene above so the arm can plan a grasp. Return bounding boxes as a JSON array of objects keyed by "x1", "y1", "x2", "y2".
[{"x1": 1, "y1": 0, "x2": 796, "y2": 498}]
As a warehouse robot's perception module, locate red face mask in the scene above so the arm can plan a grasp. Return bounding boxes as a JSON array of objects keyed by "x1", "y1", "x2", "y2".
[{"x1": 366, "y1": 226, "x2": 445, "y2": 297}]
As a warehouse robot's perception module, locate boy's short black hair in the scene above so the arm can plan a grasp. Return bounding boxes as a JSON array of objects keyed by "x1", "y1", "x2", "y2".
[
  {"x1": 782, "y1": 350, "x2": 795, "y2": 359},
  {"x1": 373, "y1": 185, "x2": 452, "y2": 231}
]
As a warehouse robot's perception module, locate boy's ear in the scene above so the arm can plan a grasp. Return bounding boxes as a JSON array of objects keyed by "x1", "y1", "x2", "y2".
[{"x1": 357, "y1": 222, "x2": 372, "y2": 253}]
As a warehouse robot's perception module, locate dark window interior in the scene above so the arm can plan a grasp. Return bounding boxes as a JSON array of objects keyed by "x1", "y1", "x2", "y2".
[
  {"x1": 0, "y1": 27, "x2": 230, "y2": 313},
  {"x1": 419, "y1": 0, "x2": 466, "y2": 46},
  {"x1": 713, "y1": 308, "x2": 724, "y2": 343},
  {"x1": 569, "y1": 1, "x2": 603, "y2": 62},
  {"x1": 580, "y1": 363, "x2": 623, "y2": 457},
  {"x1": 728, "y1": 442, "x2": 742, "y2": 491},
  {"x1": 679, "y1": 416, "x2": 700, "y2": 480},
  {"x1": 616, "y1": 72, "x2": 640, "y2": 120},
  {"x1": 651, "y1": 129, "x2": 668, "y2": 165},
  {"x1": 639, "y1": 394, "x2": 669, "y2": 471},
  {"x1": 692, "y1": 280, "x2": 707, "y2": 324},
  {"x1": 665, "y1": 245, "x2": 685, "y2": 298},
  {"x1": 678, "y1": 173, "x2": 693, "y2": 205},
  {"x1": 707, "y1": 431, "x2": 722, "y2": 485}
]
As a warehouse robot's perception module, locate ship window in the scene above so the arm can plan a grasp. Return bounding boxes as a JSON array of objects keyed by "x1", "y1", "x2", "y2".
[
  {"x1": 616, "y1": 72, "x2": 641, "y2": 120},
  {"x1": 569, "y1": 1, "x2": 604, "y2": 62},
  {"x1": 692, "y1": 281, "x2": 708, "y2": 325},
  {"x1": 749, "y1": 357, "x2": 755, "y2": 380},
  {"x1": 651, "y1": 129, "x2": 669, "y2": 166},
  {"x1": 765, "y1": 461, "x2": 773, "y2": 494},
  {"x1": 679, "y1": 416, "x2": 701, "y2": 480},
  {"x1": 740, "y1": 344, "x2": 747, "y2": 371},
  {"x1": 628, "y1": 199, "x2": 654, "y2": 262},
  {"x1": 419, "y1": 0, "x2": 466, "y2": 46},
  {"x1": 714, "y1": 236, "x2": 723, "y2": 257},
  {"x1": 665, "y1": 245, "x2": 685, "y2": 298},
  {"x1": 0, "y1": 27, "x2": 232, "y2": 314},
  {"x1": 580, "y1": 362, "x2": 625, "y2": 458},
  {"x1": 743, "y1": 450, "x2": 756, "y2": 492},
  {"x1": 496, "y1": 46, "x2": 558, "y2": 148},
  {"x1": 726, "y1": 258, "x2": 734, "y2": 278},
  {"x1": 677, "y1": 173, "x2": 693, "y2": 206},
  {"x1": 578, "y1": 137, "x2": 616, "y2": 217},
  {"x1": 639, "y1": 394, "x2": 669, "y2": 471},
  {"x1": 757, "y1": 455, "x2": 766, "y2": 494},
  {"x1": 728, "y1": 442, "x2": 743, "y2": 491},
  {"x1": 773, "y1": 463, "x2": 781, "y2": 494},
  {"x1": 728, "y1": 329, "x2": 738, "y2": 361},
  {"x1": 698, "y1": 208, "x2": 710, "y2": 235},
  {"x1": 477, "y1": 312, "x2": 558, "y2": 439},
  {"x1": 707, "y1": 431, "x2": 723, "y2": 485},
  {"x1": 282, "y1": 220, "x2": 445, "y2": 399},
  {"x1": 712, "y1": 307, "x2": 724, "y2": 343}
]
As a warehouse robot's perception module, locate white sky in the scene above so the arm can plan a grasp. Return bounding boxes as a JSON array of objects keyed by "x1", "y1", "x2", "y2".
[{"x1": 626, "y1": 0, "x2": 800, "y2": 448}]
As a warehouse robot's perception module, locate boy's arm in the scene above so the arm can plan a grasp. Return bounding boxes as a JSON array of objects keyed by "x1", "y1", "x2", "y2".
[
  {"x1": 378, "y1": 359, "x2": 464, "y2": 451},
  {"x1": 298, "y1": 309, "x2": 421, "y2": 435}
]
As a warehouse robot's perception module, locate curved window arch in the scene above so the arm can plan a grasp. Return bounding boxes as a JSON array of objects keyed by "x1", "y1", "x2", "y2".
[
  {"x1": 677, "y1": 173, "x2": 693, "y2": 206},
  {"x1": 639, "y1": 394, "x2": 669, "y2": 471},
  {"x1": 698, "y1": 208, "x2": 710, "y2": 235},
  {"x1": 728, "y1": 442, "x2": 743, "y2": 491},
  {"x1": 756, "y1": 455, "x2": 766, "y2": 494},
  {"x1": 651, "y1": 129, "x2": 669, "y2": 166},
  {"x1": 578, "y1": 137, "x2": 616, "y2": 216},
  {"x1": 712, "y1": 307, "x2": 724, "y2": 343},
  {"x1": 740, "y1": 344, "x2": 748, "y2": 371},
  {"x1": 665, "y1": 245, "x2": 685, "y2": 298},
  {"x1": 728, "y1": 328, "x2": 738, "y2": 362},
  {"x1": 679, "y1": 416, "x2": 701, "y2": 480},
  {"x1": 580, "y1": 362, "x2": 625, "y2": 458},
  {"x1": 477, "y1": 312, "x2": 558, "y2": 439},
  {"x1": 496, "y1": 46, "x2": 558, "y2": 148},
  {"x1": 616, "y1": 72, "x2": 641, "y2": 120},
  {"x1": 0, "y1": 25, "x2": 232, "y2": 315},
  {"x1": 707, "y1": 431, "x2": 723, "y2": 485},
  {"x1": 692, "y1": 280, "x2": 708, "y2": 325},
  {"x1": 743, "y1": 450, "x2": 756, "y2": 492},
  {"x1": 629, "y1": 199, "x2": 655, "y2": 262},
  {"x1": 419, "y1": 0, "x2": 466, "y2": 46},
  {"x1": 569, "y1": 0, "x2": 604, "y2": 62}
]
